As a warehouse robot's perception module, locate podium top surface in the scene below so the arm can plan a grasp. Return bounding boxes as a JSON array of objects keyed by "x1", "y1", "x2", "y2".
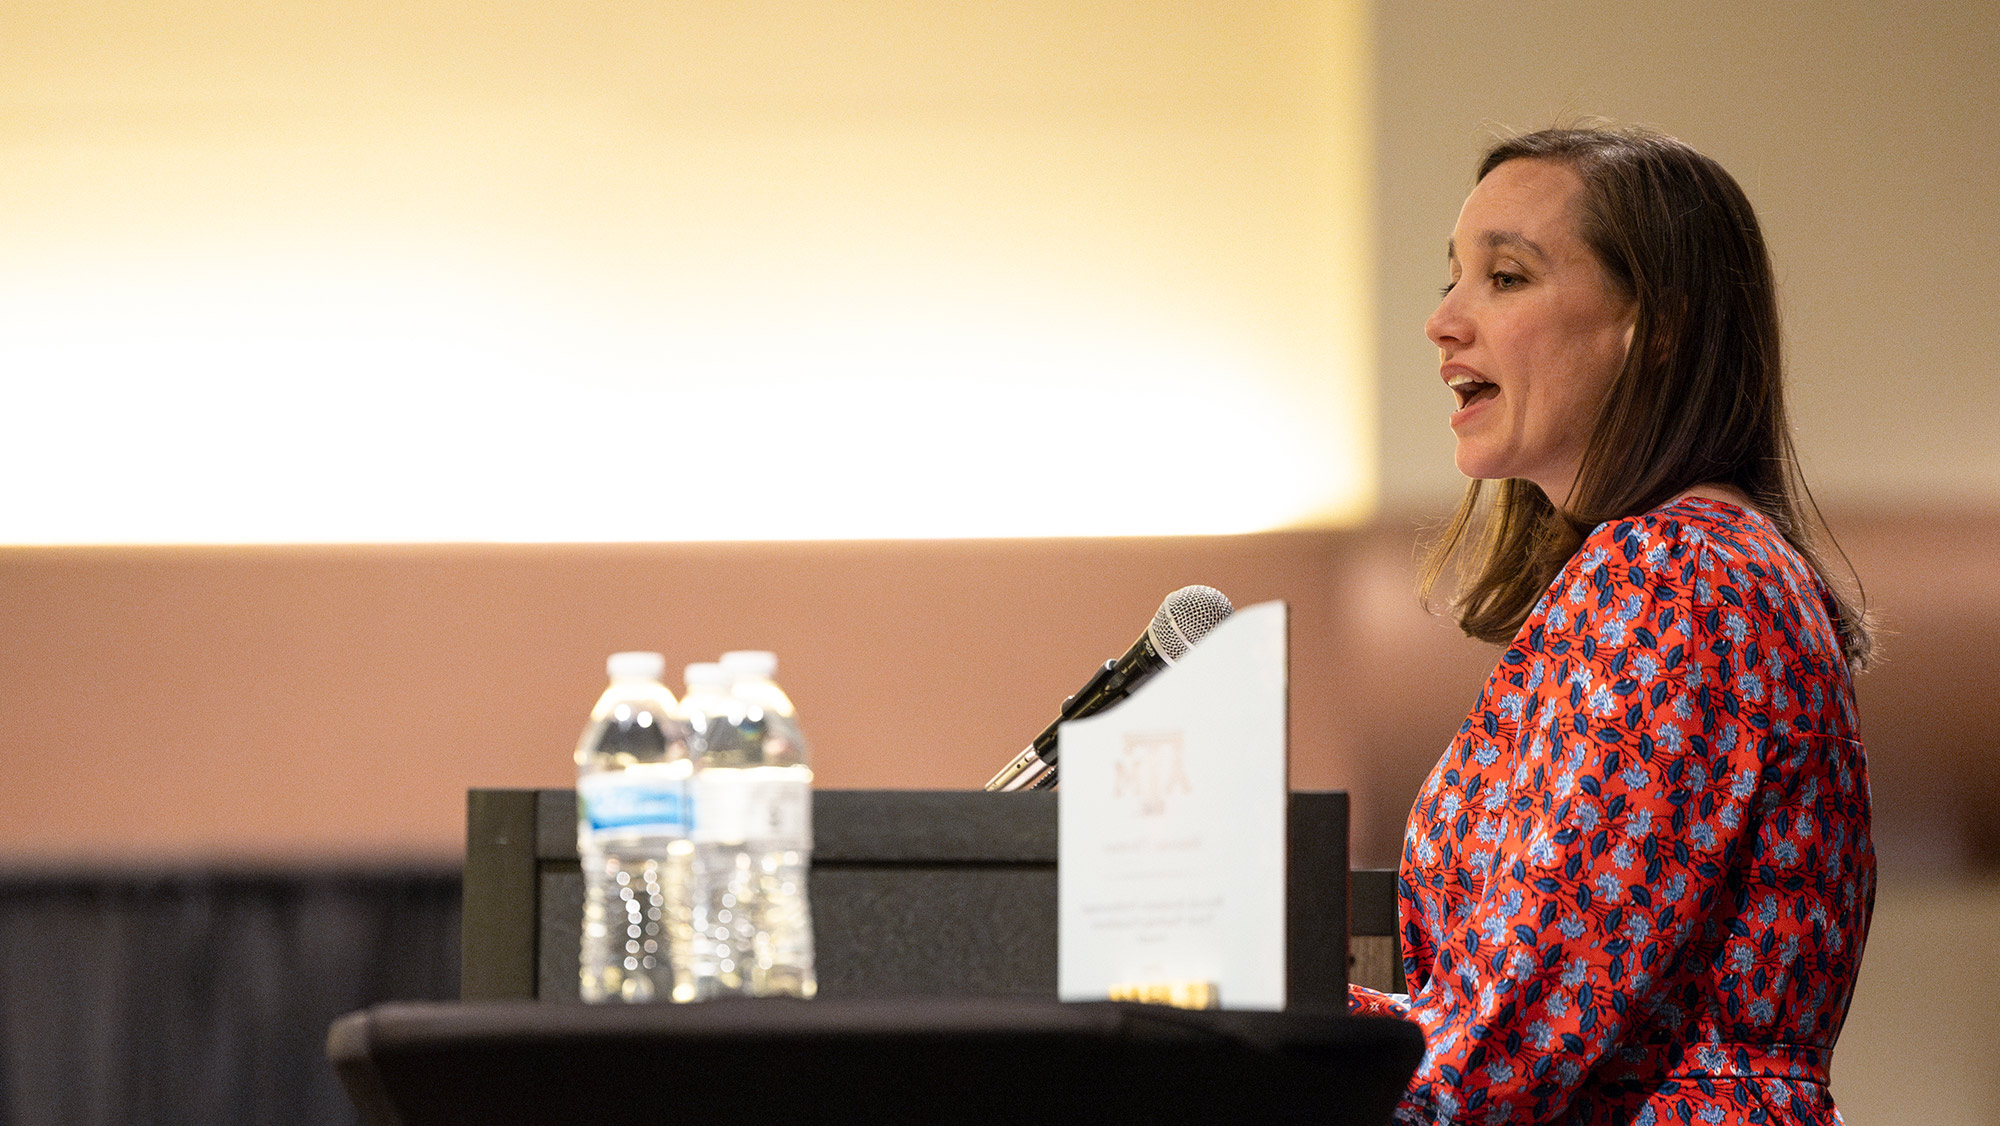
[{"x1": 330, "y1": 998, "x2": 1421, "y2": 1126}]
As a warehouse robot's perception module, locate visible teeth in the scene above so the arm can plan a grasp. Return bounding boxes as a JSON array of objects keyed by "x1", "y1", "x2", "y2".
[{"x1": 1448, "y1": 375, "x2": 1494, "y2": 410}]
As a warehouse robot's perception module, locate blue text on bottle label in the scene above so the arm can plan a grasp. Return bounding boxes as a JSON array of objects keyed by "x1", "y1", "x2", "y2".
[{"x1": 579, "y1": 768, "x2": 691, "y2": 838}]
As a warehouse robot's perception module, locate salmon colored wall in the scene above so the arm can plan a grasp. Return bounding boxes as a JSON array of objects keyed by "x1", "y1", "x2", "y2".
[
  {"x1": 0, "y1": 532, "x2": 1374, "y2": 863},
  {"x1": 2, "y1": 508, "x2": 1992, "y2": 872}
]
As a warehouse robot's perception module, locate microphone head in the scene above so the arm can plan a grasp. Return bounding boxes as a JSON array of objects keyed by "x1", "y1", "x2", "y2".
[{"x1": 1146, "y1": 585, "x2": 1234, "y2": 663}]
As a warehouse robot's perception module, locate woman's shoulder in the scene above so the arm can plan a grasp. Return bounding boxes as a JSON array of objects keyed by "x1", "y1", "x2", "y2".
[
  {"x1": 1577, "y1": 496, "x2": 1798, "y2": 589},
  {"x1": 1554, "y1": 496, "x2": 1844, "y2": 657},
  {"x1": 1534, "y1": 497, "x2": 1795, "y2": 634}
]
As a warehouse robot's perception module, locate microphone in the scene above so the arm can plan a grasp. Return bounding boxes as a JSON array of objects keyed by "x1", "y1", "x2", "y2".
[{"x1": 984, "y1": 584, "x2": 1234, "y2": 792}]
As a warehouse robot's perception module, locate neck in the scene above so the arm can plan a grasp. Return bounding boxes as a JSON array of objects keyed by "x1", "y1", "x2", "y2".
[{"x1": 1674, "y1": 483, "x2": 1757, "y2": 510}]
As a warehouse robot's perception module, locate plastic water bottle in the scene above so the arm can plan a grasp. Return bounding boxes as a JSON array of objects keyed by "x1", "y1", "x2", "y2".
[
  {"x1": 670, "y1": 661, "x2": 744, "y2": 1001},
  {"x1": 682, "y1": 650, "x2": 816, "y2": 1000},
  {"x1": 574, "y1": 651, "x2": 691, "y2": 1003}
]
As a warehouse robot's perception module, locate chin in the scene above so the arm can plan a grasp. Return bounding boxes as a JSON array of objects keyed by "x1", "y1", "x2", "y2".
[{"x1": 1452, "y1": 447, "x2": 1505, "y2": 482}]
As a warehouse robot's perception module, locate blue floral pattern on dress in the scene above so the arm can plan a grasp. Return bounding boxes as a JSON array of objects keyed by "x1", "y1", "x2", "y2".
[{"x1": 1352, "y1": 498, "x2": 1874, "y2": 1125}]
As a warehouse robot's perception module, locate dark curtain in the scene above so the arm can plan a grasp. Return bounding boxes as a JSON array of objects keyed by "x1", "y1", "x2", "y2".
[{"x1": 0, "y1": 869, "x2": 459, "y2": 1126}]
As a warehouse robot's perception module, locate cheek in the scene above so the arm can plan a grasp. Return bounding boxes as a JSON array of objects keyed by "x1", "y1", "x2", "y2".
[{"x1": 1545, "y1": 318, "x2": 1630, "y2": 413}]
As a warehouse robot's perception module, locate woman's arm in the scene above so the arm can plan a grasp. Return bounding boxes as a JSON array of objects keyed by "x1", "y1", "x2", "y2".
[{"x1": 1348, "y1": 983, "x2": 1412, "y2": 1019}]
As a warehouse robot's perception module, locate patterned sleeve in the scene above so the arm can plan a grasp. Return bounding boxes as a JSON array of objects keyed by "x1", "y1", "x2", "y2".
[
  {"x1": 1348, "y1": 982, "x2": 1412, "y2": 1019},
  {"x1": 1395, "y1": 521, "x2": 1761, "y2": 1123}
]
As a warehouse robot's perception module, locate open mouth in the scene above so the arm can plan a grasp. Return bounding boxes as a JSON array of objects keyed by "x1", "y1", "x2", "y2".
[{"x1": 1449, "y1": 376, "x2": 1498, "y2": 410}]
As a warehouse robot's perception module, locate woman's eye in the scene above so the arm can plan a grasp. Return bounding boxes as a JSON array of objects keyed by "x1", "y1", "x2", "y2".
[
  {"x1": 1491, "y1": 272, "x2": 1522, "y2": 290},
  {"x1": 1438, "y1": 280, "x2": 1457, "y2": 298}
]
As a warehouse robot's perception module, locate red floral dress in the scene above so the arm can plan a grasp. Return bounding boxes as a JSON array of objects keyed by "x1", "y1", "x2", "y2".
[{"x1": 1351, "y1": 498, "x2": 1874, "y2": 1125}]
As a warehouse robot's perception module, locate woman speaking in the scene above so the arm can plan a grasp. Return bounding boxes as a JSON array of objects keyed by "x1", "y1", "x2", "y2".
[{"x1": 1350, "y1": 125, "x2": 1876, "y2": 1125}]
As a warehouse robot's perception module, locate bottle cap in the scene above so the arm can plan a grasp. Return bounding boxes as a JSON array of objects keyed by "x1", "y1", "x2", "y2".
[
  {"x1": 682, "y1": 662, "x2": 731, "y2": 690},
  {"x1": 719, "y1": 650, "x2": 778, "y2": 679},
  {"x1": 606, "y1": 651, "x2": 666, "y2": 680}
]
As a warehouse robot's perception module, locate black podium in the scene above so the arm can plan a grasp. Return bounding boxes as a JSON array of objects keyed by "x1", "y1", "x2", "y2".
[
  {"x1": 330, "y1": 790, "x2": 1422, "y2": 1125},
  {"x1": 461, "y1": 788, "x2": 1356, "y2": 1007},
  {"x1": 329, "y1": 997, "x2": 1422, "y2": 1126}
]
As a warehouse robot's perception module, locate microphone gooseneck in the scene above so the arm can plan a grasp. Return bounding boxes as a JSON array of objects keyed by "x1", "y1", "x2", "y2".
[{"x1": 984, "y1": 585, "x2": 1233, "y2": 792}]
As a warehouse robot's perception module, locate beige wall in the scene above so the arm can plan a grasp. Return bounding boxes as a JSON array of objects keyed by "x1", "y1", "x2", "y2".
[
  {"x1": 1373, "y1": 0, "x2": 2000, "y2": 510},
  {"x1": 1834, "y1": 878, "x2": 2000, "y2": 1123}
]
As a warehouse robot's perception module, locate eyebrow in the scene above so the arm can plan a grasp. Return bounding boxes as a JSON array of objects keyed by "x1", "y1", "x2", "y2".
[{"x1": 1445, "y1": 230, "x2": 1551, "y2": 262}]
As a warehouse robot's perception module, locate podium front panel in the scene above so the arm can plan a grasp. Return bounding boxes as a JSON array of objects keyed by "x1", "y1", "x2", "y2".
[{"x1": 463, "y1": 789, "x2": 1347, "y2": 1009}]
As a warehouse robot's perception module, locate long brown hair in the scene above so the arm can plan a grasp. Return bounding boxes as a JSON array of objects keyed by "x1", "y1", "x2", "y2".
[{"x1": 1418, "y1": 124, "x2": 1874, "y2": 669}]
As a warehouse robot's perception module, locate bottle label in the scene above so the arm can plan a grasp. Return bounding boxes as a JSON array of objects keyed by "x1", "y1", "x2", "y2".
[
  {"x1": 578, "y1": 765, "x2": 690, "y2": 838},
  {"x1": 689, "y1": 767, "x2": 812, "y2": 849}
]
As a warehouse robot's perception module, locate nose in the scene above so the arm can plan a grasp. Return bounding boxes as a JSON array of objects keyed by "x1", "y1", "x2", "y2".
[{"x1": 1426, "y1": 289, "x2": 1467, "y2": 351}]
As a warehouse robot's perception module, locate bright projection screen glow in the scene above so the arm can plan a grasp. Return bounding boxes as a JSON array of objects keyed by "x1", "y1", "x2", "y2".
[{"x1": 1, "y1": 3, "x2": 1373, "y2": 544}]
